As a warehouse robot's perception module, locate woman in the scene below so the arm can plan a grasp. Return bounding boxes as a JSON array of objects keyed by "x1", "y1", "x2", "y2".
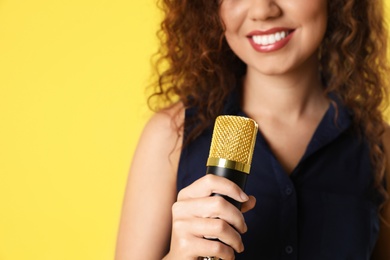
[{"x1": 116, "y1": 0, "x2": 390, "y2": 259}]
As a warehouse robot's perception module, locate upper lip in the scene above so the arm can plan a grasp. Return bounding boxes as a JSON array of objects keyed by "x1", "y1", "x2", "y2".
[{"x1": 247, "y1": 27, "x2": 294, "y2": 36}]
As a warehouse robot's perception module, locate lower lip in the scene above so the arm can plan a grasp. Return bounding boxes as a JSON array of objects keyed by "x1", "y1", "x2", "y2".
[{"x1": 248, "y1": 31, "x2": 294, "y2": 53}]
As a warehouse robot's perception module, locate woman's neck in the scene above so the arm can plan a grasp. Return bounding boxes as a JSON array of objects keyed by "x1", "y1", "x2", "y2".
[{"x1": 242, "y1": 57, "x2": 328, "y2": 122}]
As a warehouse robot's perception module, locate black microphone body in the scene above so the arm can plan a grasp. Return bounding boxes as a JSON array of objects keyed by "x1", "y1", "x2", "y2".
[
  {"x1": 206, "y1": 115, "x2": 258, "y2": 210},
  {"x1": 206, "y1": 166, "x2": 248, "y2": 209}
]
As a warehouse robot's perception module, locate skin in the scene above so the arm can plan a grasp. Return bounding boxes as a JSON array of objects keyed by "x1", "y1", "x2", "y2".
[
  {"x1": 115, "y1": 106, "x2": 182, "y2": 259},
  {"x1": 115, "y1": 103, "x2": 256, "y2": 260},
  {"x1": 220, "y1": 0, "x2": 329, "y2": 173},
  {"x1": 116, "y1": 0, "x2": 390, "y2": 259}
]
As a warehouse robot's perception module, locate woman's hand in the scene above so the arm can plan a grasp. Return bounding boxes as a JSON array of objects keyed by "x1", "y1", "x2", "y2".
[{"x1": 164, "y1": 174, "x2": 256, "y2": 260}]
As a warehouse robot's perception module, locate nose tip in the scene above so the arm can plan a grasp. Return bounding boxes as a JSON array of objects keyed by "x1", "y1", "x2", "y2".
[{"x1": 248, "y1": 0, "x2": 282, "y2": 21}]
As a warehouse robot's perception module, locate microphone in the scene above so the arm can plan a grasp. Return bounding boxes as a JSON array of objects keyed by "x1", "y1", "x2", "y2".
[{"x1": 206, "y1": 115, "x2": 258, "y2": 209}]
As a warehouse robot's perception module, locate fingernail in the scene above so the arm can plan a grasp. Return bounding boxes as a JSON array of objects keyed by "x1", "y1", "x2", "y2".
[{"x1": 241, "y1": 192, "x2": 249, "y2": 201}]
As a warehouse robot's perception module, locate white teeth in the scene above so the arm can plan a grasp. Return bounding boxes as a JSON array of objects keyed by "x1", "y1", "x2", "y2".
[
  {"x1": 252, "y1": 31, "x2": 289, "y2": 46},
  {"x1": 261, "y1": 35, "x2": 268, "y2": 45},
  {"x1": 275, "y1": 32, "x2": 281, "y2": 41},
  {"x1": 268, "y1": 34, "x2": 275, "y2": 44}
]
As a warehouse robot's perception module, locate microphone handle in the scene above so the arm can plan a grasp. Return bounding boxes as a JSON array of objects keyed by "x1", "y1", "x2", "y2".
[{"x1": 206, "y1": 166, "x2": 248, "y2": 210}]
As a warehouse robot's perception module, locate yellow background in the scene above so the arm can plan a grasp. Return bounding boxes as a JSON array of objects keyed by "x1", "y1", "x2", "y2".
[
  {"x1": 0, "y1": 1, "x2": 389, "y2": 260},
  {"x1": 0, "y1": 1, "x2": 158, "y2": 259}
]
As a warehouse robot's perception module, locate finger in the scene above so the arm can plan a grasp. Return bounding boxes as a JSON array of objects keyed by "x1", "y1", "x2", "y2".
[
  {"x1": 188, "y1": 217, "x2": 244, "y2": 254},
  {"x1": 196, "y1": 238, "x2": 236, "y2": 260},
  {"x1": 178, "y1": 174, "x2": 249, "y2": 203},
  {"x1": 172, "y1": 195, "x2": 247, "y2": 234},
  {"x1": 241, "y1": 195, "x2": 256, "y2": 213},
  {"x1": 171, "y1": 218, "x2": 240, "y2": 258}
]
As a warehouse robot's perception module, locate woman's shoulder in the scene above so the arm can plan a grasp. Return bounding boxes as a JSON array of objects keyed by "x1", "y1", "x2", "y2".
[
  {"x1": 137, "y1": 102, "x2": 185, "y2": 164},
  {"x1": 115, "y1": 102, "x2": 185, "y2": 259},
  {"x1": 144, "y1": 102, "x2": 185, "y2": 141},
  {"x1": 128, "y1": 101, "x2": 185, "y2": 189}
]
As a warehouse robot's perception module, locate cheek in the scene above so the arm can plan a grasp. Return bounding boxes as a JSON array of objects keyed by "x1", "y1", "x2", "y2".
[
  {"x1": 296, "y1": 0, "x2": 328, "y2": 43},
  {"x1": 303, "y1": 0, "x2": 327, "y2": 26},
  {"x1": 285, "y1": 0, "x2": 327, "y2": 25},
  {"x1": 219, "y1": 2, "x2": 247, "y2": 33},
  {"x1": 311, "y1": 9, "x2": 328, "y2": 44}
]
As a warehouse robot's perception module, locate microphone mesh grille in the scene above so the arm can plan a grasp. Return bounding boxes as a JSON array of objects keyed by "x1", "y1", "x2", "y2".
[{"x1": 209, "y1": 115, "x2": 258, "y2": 165}]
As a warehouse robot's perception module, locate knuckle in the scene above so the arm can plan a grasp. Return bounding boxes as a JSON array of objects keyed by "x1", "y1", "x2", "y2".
[
  {"x1": 210, "y1": 240, "x2": 225, "y2": 255},
  {"x1": 226, "y1": 181, "x2": 240, "y2": 194},
  {"x1": 214, "y1": 219, "x2": 229, "y2": 233},
  {"x1": 211, "y1": 195, "x2": 227, "y2": 209},
  {"x1": 171, "y1": 201, "x2": 182, "y2": 216},
  {"x1": 208, "y1": 241, "x2": 235, "y2": 260},
  {"x1": 172, "y1": 218, "x2": 186, "y2": 232},
  {"x1": 177, "y1": 237, "x2": 190, "y2": 250},
  {"x1": 204, "y1": 174, "x2": 215, "y2": 186},
  {"x1": 226, "y1": 245, "x2": 237, "y2": 259},
  {"x1": 177, "y1": 188, "x2": 187, "y2": 200}
]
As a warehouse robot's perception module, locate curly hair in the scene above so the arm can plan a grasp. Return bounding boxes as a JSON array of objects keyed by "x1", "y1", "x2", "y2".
[
  {"x1": 148, "y1": 0, "x2": 389, "y2": 200},
  {"x1": 320, "y1": 0, "x2": 389, "y2": 202},
  {"x1": 149, "y1": 0, "x2": 245, "y2": 139}
]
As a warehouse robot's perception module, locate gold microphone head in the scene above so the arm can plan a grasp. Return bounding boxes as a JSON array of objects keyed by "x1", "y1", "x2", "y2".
[{"x1": 207, "y1": 115, "x2": 258, "y2": 174}]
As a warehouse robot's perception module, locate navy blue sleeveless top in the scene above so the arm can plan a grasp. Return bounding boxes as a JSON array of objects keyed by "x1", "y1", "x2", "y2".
[{"x1": 177, "y1": 92, "x2": 381, "y2": 259}]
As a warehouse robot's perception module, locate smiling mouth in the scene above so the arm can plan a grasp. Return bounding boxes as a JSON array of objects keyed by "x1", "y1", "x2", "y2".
[{"x1": 250, "y1": 30, "x2": 294, "y2": 46}]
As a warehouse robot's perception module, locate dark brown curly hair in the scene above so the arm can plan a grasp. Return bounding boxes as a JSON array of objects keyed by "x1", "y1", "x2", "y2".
[{"x1": 148, "y1": 0, "x2": 389, "y2": 200}]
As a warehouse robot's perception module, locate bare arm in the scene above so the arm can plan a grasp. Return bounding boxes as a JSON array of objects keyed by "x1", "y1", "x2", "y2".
[
  {"x1": 115, "y1": 104, "x2": 184, "y2": 259},
  {"x1": 115, "y1": 103, "x2": 256, "y2": 260}
]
